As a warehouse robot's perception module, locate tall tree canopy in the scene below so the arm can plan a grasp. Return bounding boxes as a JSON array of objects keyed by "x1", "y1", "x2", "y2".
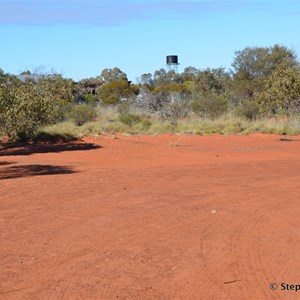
[
  {"x1": 231, "y1": 45, "x2": 298, "y2": 98},
  {"x1": 100, "y1": 67, "x2": 128, "y2": 83}
]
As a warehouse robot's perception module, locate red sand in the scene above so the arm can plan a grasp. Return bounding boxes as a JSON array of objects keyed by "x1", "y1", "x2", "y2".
[{"x1": 1, "y1": 134, "x2": 300, "y2": 299}]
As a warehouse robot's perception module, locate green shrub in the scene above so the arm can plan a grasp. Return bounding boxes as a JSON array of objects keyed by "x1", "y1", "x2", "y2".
[
  {"x1": 83, "y1": 94, "x2": 97, "y2": 106},
  {"x1": 0, "y1": 73, "x2": 74, "y2": 141},
  {"x1": 191, "y1": 94, "x2": 228, "y2": 119},
  {"x1": 98, "y1": 79, "x2": 137, "y2": 105},
  {"x1": 234, "y1": 100, "x2": 260, "y2": 120},
  {"x1": 119, "y1": 113, "x2": 141, "y2": 126},
  {"x1": 52, "y1": 102, "x2": 73, "y2": 122},
  {"x1": 67, "y1": 105, "x2": 96, "y2": 126},
  {"x1": 258, "y1": 65, "x2": 300, "y2": 116},
  {"x1": 0, "y1": 79, "x2": 55, "y2": 141}
]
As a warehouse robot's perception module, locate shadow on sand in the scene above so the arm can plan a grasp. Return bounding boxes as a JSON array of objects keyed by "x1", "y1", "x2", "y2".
[
  {"x1": 0, "y1": 141, "x2": 101, "y2": 156},
  {"x1": 0, "y1": 164, "x2": 76, "y2": 180},
  {"x1": 0, "y1": 161, "x2": 15, "y2": 166},
  {"x1": 278, "y1": 138, "x2": 300, "y2": 142}
]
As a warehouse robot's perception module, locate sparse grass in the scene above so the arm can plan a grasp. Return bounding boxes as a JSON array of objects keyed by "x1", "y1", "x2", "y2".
[
  {"x1": 36, "y1": 122, "x2": 79, "y2": 142},
  {"x1": 119, "y1": 113, "x2": 142, "y2": 126},
  {"x1": 148, "y1": 119, "x2": 177, "y2": 134},
  {"x1": 95, "y1": 106, "x2": 119, "y2": 122},
  {"x1": 66, "y1": 104, "x2": 97, "y2": 126},
  {"x1": 38, "y1": 111, "x2": 300, "y2": 140}
]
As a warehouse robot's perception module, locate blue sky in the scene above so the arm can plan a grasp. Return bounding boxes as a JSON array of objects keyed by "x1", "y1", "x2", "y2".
[{"x1": 1, "y1": 0, "x2": 300, "y2": 82}]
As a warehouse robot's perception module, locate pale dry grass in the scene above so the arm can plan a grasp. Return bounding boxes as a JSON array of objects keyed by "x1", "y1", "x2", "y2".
[{"x1": 38, "y1": 111, "x2": 300, "y2": 140}]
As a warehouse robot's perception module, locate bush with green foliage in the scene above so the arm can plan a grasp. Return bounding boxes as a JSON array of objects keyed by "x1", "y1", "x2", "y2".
[
  {"x1": 0, "y1": 73, "x2": 74, "y2": 141},
  {"x1": 191, "y1": 94, "x2": 228, "y2": 119},
  {"x1": 1, "y1": 44, "x2": 300, "y2": 141},
  {"x1": 0, "y1": 80, "x2": 53, "y2": 140},
  {"x1": 83, "y1": 94, "x2": 98, "y2": 106},
  {"x1": 234, "y1": 99, "x2": 260, "y2": 120},
  {"x1": 258, "y1": 66, "x2": 300, "y2": 116},
  {"x1": 231, "y1": 44, "x2": 298, "y2": 99},
  {"x1": 98, "y1": 79, "x2": 138, "y2": 105},
  {"x1": 67, "y1": 105, "x2": 97, "y2": 126}
]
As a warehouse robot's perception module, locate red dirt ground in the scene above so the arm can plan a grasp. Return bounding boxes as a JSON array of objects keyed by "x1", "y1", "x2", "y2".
[{"x1": 1, "y1": 134, "x2": 300, "y2": 299}]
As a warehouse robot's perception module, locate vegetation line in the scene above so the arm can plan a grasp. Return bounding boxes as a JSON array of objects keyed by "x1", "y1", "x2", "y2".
[{"x1": 1, "y1": 44, "x2": 300, "y2": 142}]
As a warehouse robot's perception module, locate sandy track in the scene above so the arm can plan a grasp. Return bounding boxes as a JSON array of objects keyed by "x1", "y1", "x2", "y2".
[{"x1": 0, "y1": 134, "x2": 300, "y2": 299}]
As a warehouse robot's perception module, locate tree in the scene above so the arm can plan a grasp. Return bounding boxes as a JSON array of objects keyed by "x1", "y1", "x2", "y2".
[
  {"x1": 153, "y1": 68, "x2": 168, "y2": 86},
  {"x1": 0, "y1": 80, "x2": 51, "y2": 140},
  {"x1": 190, "y1": 68, "x2": 230, "y2": 119},
  {"x1": 259, "y1": 66, "x2": 300, "y2": 116},
  {"x1": 182, "y1": 66, "x2": 199, "y2": 82},
  {"x1": 20, "y1": 70, "x2": 31, "y2": 75},
  {"x1": 100, "y1": 67, "x2": 128, "y2": 82},
  {"x1": 0, "y1": 68, "x2": 8, "y2": 83},
  {"x1": 98, "y1": 79, "x2": 138, "y2": 105},
  {"x1": 38, "y1": 74, "x2": 74, "y2": 103},
  {"x1": 231, "y1": 45, "x2": 298, "y2": 99},
  {"x1": 140, "y1": 73, "x2": 154, "y2": 85},
  {"x1": 195, "y1": 68, "x2": 230, "y2": 96},
  {"x1": 153, "y1": 68, "x2": 182, "y2": 85},
  {"x1": 0, "y1": 73, "x2": 74, "y2": 140}
]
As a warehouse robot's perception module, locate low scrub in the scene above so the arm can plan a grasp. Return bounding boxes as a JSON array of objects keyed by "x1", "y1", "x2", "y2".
[
  {"x1": 38, "y1": 112, "x2": 300, "y2": 138},
  {"x1": 234, "y1": 100, "x2": 260, "y2": 120},
  {"x1": 66, "y1": 105, "x2": 97, "y2": 126},
  {"x1": 119, "y1": 113, "x2": 141, "y2": 126},
  {"x1": 36, "y1": 122, "x2": 78, "y2": 142},
  {"x1": 191, "y1": 94, "x2": 228, "y2": 119}
]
